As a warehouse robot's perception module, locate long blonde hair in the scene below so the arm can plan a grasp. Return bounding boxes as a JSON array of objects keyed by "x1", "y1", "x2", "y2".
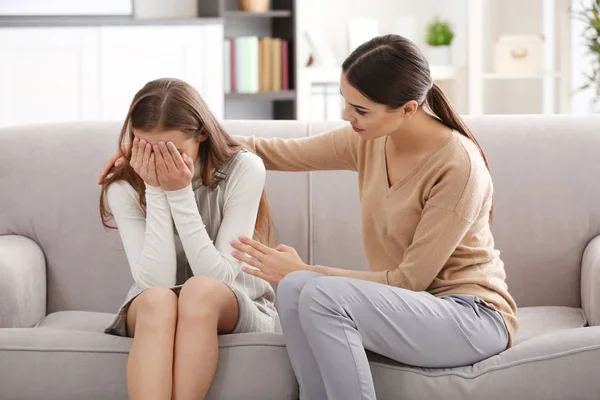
[{"x1": 100, "y1": 78, "x2": 274, "y2": 244}]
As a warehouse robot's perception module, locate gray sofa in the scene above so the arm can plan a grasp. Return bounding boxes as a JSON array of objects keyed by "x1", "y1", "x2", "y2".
[{"x1": 1, "y1": 115, "x2": 600, "y2": 400}]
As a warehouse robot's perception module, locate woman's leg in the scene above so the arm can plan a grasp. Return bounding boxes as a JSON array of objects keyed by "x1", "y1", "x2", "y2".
[
  {"x1": 126, "y1": 287, "x2": 179, "y2": 400},
  {"x1": 297, "y1": 276, "x2": 509, "y2": 400},
  {"x1": 276, "y1": 270, "x2": 327, "y2": 400},
  {"x1": 172, "y1": 276, "x2": 239, "y2": 400}
]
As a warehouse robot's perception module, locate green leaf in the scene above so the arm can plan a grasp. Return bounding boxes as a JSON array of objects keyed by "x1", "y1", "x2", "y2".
[{"x1": 425, "y1": 17, "x2": 454, "y2": 46}]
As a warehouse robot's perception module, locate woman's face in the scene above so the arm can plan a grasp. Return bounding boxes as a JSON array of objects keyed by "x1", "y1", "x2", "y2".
[
  {"x1": 132, "y1": 129, "x2": 201, "y2": 162},
  {"x1": 339, "y1": 73, "x2": 408, "y2": 140}
]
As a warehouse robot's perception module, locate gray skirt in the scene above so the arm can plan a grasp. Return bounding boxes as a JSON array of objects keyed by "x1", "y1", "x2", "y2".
[{"x1": 104, "y1": 282, "x2": 278, "y2": 337}]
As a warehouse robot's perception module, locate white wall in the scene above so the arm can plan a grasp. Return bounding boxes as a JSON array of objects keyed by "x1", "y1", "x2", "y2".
[
  {"x1": 296, "y1": 0, "x2": 468, "y2": 67},
  {"x1": 133, "y1": 0, "x2": 196, "y2": 19}
]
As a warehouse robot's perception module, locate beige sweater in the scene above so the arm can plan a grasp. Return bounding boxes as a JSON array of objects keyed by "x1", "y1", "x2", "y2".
[{"x1": 235, "y1": 125, "x2": 518, "y2": 347}]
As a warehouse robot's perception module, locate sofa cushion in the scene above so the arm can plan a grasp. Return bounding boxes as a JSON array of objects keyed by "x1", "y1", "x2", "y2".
[
  {"x1": 514, "y1": 306, "x2": 587, "y2": 344},
  {"x1": 3, "y1": 313, "x2": 297, "y2": 400},
  {"x1": 35, "y1": 310, "x2": 116, "y2": 332},
  {"x1": 369, "y1": 307, "x2": 599, "y2": 400}
]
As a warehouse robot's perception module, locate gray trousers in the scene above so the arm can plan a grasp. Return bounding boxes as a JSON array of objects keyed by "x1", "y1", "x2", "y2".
[{"x1": 276, "y1": 270, "x2": 509, "y2": 400}]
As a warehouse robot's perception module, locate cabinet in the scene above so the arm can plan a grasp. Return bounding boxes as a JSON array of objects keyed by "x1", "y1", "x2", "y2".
[
  {"x1": 0, "y1": 27, "x2": 100, "y2": 127},
  {"x1": 467, "y1": 0, "x2": 571, "y2": 115},
  {"x1": 0, "y1": 22, "x2": 223, "y2": 128}
]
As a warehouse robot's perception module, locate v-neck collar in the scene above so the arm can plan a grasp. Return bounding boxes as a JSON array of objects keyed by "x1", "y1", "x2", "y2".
[{"x1": 382, "y1": 131, "x2": 456, "y2": 194}]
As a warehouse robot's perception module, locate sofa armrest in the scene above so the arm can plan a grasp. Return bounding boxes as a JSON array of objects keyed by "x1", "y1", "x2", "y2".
[
  {"x1": 0, "y1": 235, "x2": 46, "y2": 328},
  {"x1": 582, "y1": 235, "x2": 600, "y2": 326}
]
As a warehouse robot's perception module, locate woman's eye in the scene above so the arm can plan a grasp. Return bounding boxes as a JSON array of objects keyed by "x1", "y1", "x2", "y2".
[{"x1": 355, "y1": 108, "x2": 366, "y2": 116}]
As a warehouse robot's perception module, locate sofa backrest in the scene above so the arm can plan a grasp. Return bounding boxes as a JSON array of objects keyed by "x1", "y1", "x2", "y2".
[
  {"x1": 0, "y1": 121, "x2": 310, "y2": 314},
  {"x1": 1, "y1": 115, "x2": 599, "y2": 313}
]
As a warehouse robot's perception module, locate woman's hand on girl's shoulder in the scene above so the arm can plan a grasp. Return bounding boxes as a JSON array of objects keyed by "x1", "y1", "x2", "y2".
[
  {"x1": 154, "y1": 141, "x2": 194, "y2": 191},
  {"x1": 97, "y1": 142, "x2": 128, "y2": 184}
]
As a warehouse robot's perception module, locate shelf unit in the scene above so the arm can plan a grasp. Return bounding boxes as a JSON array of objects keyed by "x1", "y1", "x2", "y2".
[
  {"x1": 467, "y1": 0, "x2": 571, "y2": 115},
  {"x1": 198, "y1": 0, "x2": 297, "y2": 120}
]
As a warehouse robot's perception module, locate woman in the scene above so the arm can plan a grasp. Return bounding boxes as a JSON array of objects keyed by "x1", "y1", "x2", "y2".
[
  {"x1": 99, "y1": 35, "x2": 517, "y2": 400},
  {"x1": 99, "y1": 78, "x2": 277, "y2": 400}
]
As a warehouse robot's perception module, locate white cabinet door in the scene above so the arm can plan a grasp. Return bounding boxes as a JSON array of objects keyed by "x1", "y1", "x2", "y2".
[
  {"x1": 0, "y1": 27, "x2": 100, "y2": 128},
  {"x1": 99, "y1": 25, "x2": 223, "y2": 121}
]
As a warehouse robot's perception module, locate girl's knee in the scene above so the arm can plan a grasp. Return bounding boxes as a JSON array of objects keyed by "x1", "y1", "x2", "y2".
[
  {"x1": 178, "y1": 276, "x2": 230, "y2": 321},
  {"x1": 135, "y1": 287, "x2": 178, "y2": 328}
]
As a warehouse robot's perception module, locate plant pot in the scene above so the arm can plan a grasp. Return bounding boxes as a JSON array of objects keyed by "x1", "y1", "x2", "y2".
[
  {"x1": 428, "y1": 45, "x2": 451, "y2": 66},
  {"x1": 239, "y1": 0, "x2": 270, "y2": 12}
]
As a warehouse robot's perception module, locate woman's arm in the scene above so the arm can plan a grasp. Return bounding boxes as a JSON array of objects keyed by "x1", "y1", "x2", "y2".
[
  {"x1": 234, "y1": 124, "x2": 359, "y2": 171},
  {"x1": 164, "y1": 152, "x2": 266, "y2": 286},
  {"x1": 106, "y1": 182, "x2": 178, "y2": 289}
]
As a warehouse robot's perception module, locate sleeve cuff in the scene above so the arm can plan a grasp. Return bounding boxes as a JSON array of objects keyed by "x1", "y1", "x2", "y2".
[
  {"x1": 145, "y1": 183, "x2": 163, "y2": 194},
  {"x1": 164, "y1": 184, "x2": 194, "y2": 199}
]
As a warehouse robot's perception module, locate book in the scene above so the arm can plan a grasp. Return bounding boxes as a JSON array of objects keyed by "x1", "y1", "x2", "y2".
[
  {"x1": 271, "y1": 38, "x2": 282, "y2": 91},
  {"x1": 224, "y1": 39, "x2": 231, "y2": 93},
  {"x1": 281, "y1": 39, "x2": 288, "y2": 90},
  {"x1": 259, "y1": 38, "x2": 267, "y2": 91},
  {"x1": 234, "y1": 38, "x2": 246, "y2": 92},
  {"x1": 246, "y1": 36, "x2": 259, "y2": 93},
  {"x1": 230, "y1": 38, "x2": 236, "y2": 92}
]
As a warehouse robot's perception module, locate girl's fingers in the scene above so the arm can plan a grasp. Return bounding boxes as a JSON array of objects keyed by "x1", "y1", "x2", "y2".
[
  {"x1": 135, "y1": 139, "x2": 147, "y2": 167},
  {"x1": 167, "y1": 142, "x2": 186, "y2": 171},
  {"x1": 158, "y1": 142, "x2": 175, "y2": 172},
  {"x1": 130, "y1": 137, "x2": 139, "y2": 166},
  {"x1": 153, "y1": 146, "x2": 166, "y2": 176},
  {"x1": 148, "y1": 153, "x2": 156, "y2": 178},
  {"x1": 142, "y1": 143, "x2": 152, "y2": 171}
]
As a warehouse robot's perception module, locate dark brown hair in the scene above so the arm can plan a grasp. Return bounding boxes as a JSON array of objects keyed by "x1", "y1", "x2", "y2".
[
  {"x1": 342, "y1": 34, "x2": 493, "y2": 219},
  {"x1": 100, "y1": 78, "x2": 274, "y2": 244}
]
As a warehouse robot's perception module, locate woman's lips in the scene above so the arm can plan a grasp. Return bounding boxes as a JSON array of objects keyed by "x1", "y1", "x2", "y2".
[{"x1": 351, "y1": 125, "x2": 363, "y2": 133}]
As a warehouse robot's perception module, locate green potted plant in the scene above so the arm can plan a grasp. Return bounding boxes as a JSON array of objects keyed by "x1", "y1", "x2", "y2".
[
  {"x1": 426, "y1": 17, "x2": 454, "y2": 66},
  {"x1": 576, "y1": 0, "x2": 600, "y2": 108}
]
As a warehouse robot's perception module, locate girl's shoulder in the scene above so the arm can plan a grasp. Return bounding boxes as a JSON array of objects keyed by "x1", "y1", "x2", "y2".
[
  {"x1": 223, "y1": 149, "x2": 266, "y2": 180},
  {"x1": 105, "y1": 180, "x2": 137, "y2": 201},
  {"x1": 104, "y1": 180, "x2": 143, "y2": 214}
]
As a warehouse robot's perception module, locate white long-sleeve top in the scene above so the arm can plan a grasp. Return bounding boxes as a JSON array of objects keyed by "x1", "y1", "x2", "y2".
[{"x1": 105, "y1": 150, "x2": 275, "y2": 308}]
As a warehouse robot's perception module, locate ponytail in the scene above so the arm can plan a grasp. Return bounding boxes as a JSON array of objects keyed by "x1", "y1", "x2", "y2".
[{"x1": 426, "y1": 83, "x2": 494, "y2": 221}]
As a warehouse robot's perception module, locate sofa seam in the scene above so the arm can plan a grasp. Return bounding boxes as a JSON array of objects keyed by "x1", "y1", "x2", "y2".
[
  {"x1": 0, "y1": 343, "x2": 287, "y2": 354},
  {"x1": 307, "y1": 122, "x2": 314, "y2": 266},
  {"x1": 369, "y1": 342, "x2": 600, "y2": 379}
]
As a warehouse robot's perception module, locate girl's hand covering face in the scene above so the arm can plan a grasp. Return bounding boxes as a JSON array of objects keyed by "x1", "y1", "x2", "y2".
[{"x1": 154, "y1": 141, "x2": 194, "y2": 191}]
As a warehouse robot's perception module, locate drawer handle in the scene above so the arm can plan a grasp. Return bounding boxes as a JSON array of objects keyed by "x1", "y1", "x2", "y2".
[{"x1": 511, "y1": 49, "x2": 528, "y2": 59}]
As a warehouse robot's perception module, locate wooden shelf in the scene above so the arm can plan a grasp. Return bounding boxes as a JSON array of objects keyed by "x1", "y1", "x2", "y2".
[
  {"x1": 224, "y1": 10, "x2": 292, "y2": 18},
  {"x1": 225, "y1": 90, "x2": 296, "y2": 101}
]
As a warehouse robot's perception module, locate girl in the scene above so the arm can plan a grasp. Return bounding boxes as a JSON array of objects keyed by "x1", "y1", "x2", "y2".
[
  {"x1": 99, "y1": 78, "x2": 277, "y2": 400},
  {"x1": 99, "y1": 35, "x2": 518, "y2": 400}
]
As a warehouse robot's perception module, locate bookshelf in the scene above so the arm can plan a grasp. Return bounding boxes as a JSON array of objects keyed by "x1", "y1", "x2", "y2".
[{"x1": 198, "y1": 0, "x2": 297, "y2": 120}]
